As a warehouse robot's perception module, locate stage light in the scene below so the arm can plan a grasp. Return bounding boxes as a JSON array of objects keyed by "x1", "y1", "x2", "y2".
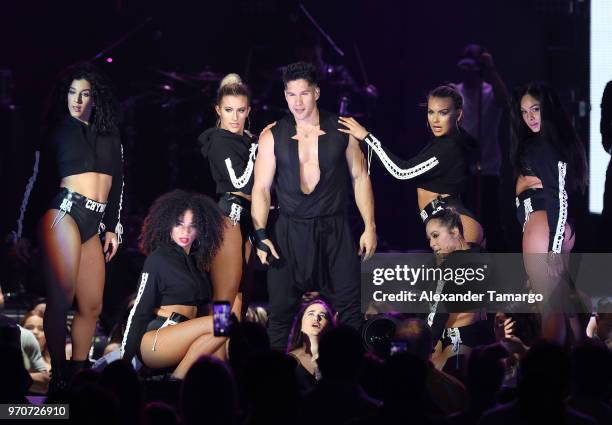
[{"x1": 106, "y1": 57, "x2": 113, "y2": 63}]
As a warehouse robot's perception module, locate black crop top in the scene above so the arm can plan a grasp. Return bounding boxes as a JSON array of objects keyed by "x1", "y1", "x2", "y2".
[
  {"x1": 198, "y1": 127, "x2": 257, "y2": 195},
  {"x1": 52, "y1": 115, "x2": 119, "y2": 178},
  {"x1": 362, "y1": 131, "x2": 478, "y2": 196},
  {"x1": 14, "y1": 115, "x2": 124, "y2": 240},
  {"x1": 517, "y1": 134, "x2": 569, "y2": 253},
  {"x1": 120, "y1": 242, "x2": 212, "y2": 363},
  {"x1": 428, "y1": 244, "x2": 488, "y2": 345},
  {"x1": 51, "y1": 116, "x2": 124, "y2": 236}
]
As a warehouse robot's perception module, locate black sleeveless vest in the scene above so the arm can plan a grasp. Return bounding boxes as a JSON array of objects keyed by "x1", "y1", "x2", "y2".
[{"x1": 271, "y1": 110, "x2": 351, "y2": 218}]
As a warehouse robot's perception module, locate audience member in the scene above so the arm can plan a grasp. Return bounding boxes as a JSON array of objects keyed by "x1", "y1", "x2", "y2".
[
  {"x1": 395, "y1": 317, "x2": 468, "y2": 415},
  {"x1": 21, "y1": 309, "x2": 51, "y2": 371},
  {"x1": 180, "y1": 356, "x2": 239, "y2": 425},
  {"x1": 0, "y1": 315, "x2": 32, "y2": 402},
  {"x1": 142, "y1": 401, "x2": 179, "y2": 425},
  {"x1": 380, "y1": 351, "x2": 448, "y2": 424},
  {"x1": 100, "y1": 360, "x2": 143, "y2": 425},
  {"x1": 479, "y1": 340, "x2": 597, "y2": 425},
  {"x1": 300, "y1": 326, "x2": 381, "y2": 425},
  {"x1": 449, "y1": 343, "x2": 508, "y2": 425},
  {"x1": 19, "y1": 325, "x2": 49, "y2": 394},
  {"x1": 244, "y1": 351, "x2": 300, "y2": 425},
  {"x1": 287, "y1": 299, "x2": 337, "y2": 392},
  {"x1": 567, "y1": 339, "x2": 612, "y2": 425}
]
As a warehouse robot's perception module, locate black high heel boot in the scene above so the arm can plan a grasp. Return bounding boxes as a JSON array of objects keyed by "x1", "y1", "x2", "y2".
[
  {"x1": 48, "y1": 361, "x2": 70, "y2": 396},
  {"x1": 68, "y1": 359, "x2": 91, "y2": 376}
]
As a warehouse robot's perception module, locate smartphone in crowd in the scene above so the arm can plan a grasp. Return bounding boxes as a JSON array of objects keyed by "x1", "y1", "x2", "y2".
[
  {"x1": 390, "y1": 340, "x2": 408, "y2": 356},
  {"x1": 213, "y1": 301, "x2": 231, "y2": 337}
]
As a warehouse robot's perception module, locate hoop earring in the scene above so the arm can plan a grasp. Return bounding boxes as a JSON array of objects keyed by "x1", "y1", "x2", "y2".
[
  {"x1": 247, "y1": 116, "x2": 252, "y2": 132},
  {"x1": 192, "y1": 239, "x2": 201, "y2": 250},
  {"x1": 216, "y1": 117, "x2": 221, "y2": 128}
]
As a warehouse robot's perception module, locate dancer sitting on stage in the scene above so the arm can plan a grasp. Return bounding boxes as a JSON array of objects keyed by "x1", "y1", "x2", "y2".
[
  {"x1": 120, "y1": 190, "x2": 226, "y2": 379},
  {"x1": 199, "y1": 73, "x2": 257, "y2": 321},
  {"x1": 510, "y1": 82, "x2": 587, "y2": 344},
  {"x1": 287, "y1": 299, "x2": 336, "y2": 391},
  {"x1": 424, "y1": 208, "x2": 494, "y2": 371},
  {"x1": 338, "y1": 85, "x2": 483, "y2": 244},
  {"x1": 26, "y1": 63, "x2": 124, "y2": 391}
]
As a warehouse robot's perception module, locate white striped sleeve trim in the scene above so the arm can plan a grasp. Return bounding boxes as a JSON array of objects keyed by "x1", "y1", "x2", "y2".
[
  {"x1": 363, "y1": 134, "x2": 438, "y2": 180},
  {"x1": 115, "y1": 144, "x2": 124, "y2": 244},
  {"x1": 120, "y1": 272, "x2": 150, "y2": 358},
  {"x1": 224, "y1": 143, "x2": 258, "y2": 189},
  {"x1": 551, "y1": 161, "x2": 568, "y2": 253}
]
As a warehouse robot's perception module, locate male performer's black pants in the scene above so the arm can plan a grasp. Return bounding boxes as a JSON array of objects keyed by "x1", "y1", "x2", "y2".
[{"x1": 267, "y1": 213, "x2": 363, "y2": 350}]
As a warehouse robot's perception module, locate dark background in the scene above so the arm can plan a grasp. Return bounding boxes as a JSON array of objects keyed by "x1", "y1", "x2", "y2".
[{"x1": 0, "y1": 0, "x2": 600, "y2": 321}]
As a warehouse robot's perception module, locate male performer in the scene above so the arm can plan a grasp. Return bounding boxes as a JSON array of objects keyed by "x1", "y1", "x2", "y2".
[{"x1": 252, "y1": 62, "x2": 376, "y2": 349}]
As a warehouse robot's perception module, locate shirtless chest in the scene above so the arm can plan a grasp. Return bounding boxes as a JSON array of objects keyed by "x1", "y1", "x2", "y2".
[{"x1": 292, "y1": 126, "x2": 325, "y2": 194}]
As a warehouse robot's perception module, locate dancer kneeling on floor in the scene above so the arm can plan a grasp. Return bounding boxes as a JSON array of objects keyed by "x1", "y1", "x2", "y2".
[
  {"x1": 120, "y1": 190, "x2": 225, "y2": 379},
  {"x1": 425, "y1": 208, "x2": 495, "y2": 371}
]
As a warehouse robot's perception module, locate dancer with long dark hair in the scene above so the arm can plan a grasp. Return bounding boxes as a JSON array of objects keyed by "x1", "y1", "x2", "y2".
[
  {"x1": 29, "y1": 63, "x2": 124, "y2": 391},
  {"x1": 424, "y1": 208, "x2": 494, "y2": 371},
  {"x1": 339, "y1": 85, "x2": 483, "y2": 244},
  {"x1": 510, "y1": 82, "x2": 587, "y2": 343},
  {"x1": 199, "y1": 73, "x2": 257, "y2": 320},
  {"x1": 287, "y1": 299, "x2": 336, "y2": 391}
]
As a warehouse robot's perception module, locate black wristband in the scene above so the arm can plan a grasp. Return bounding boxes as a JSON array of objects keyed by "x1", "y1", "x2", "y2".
[
  {"x1": 253, "y1": 228, "x2": 268, "y2": 244},
  {"x1": 252, "y1": 228, "x2": 278, "y2": 264}
]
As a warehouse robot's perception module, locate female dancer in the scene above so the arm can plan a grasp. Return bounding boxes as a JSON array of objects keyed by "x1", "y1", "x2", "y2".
[
  {"x1": 424, "y1": 208, "x2": 494, "y2": 371},
  {"x1": 287, "y1": 299, "x2": 336, "y2": 391},
  {"x1": 339, "y1": 85, "x2": 483, "y2": 244},
  {"x1": 199, "y1": 73, "x2": 257, "y2": 319},
  {"x1": 37, "y1": 63, "x2": 124, "y2": 390},
  {"x1": 120, "y1": 190, "x2": 226, "y2": 379},
  {"x1": 510, "y1": 82, "x2": 587, "y2": 343}
]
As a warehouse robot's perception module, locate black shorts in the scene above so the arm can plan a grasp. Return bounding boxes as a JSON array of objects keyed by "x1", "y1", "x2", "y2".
[
  {"x1": 218, "y1": 192, "x2": 253, "y2": 237},
  {"x1": 515, "y1": 188, "x2": 547, "y2": 230},
  {"x1": 441, "y1": 319, "x2": 495, "y2": 352},
  {"x1": 145, "y1": 312, "x2": 190, "y2": 332},
  {"x1": 49, "y1": 187, "x2": 106, "y2": 243},
  {"x1": 420, "y1": 195, "x2": 479, "y2": 224},
  {"x1": 139, "y1": 313, "x2": 190, "y2": 361}
]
